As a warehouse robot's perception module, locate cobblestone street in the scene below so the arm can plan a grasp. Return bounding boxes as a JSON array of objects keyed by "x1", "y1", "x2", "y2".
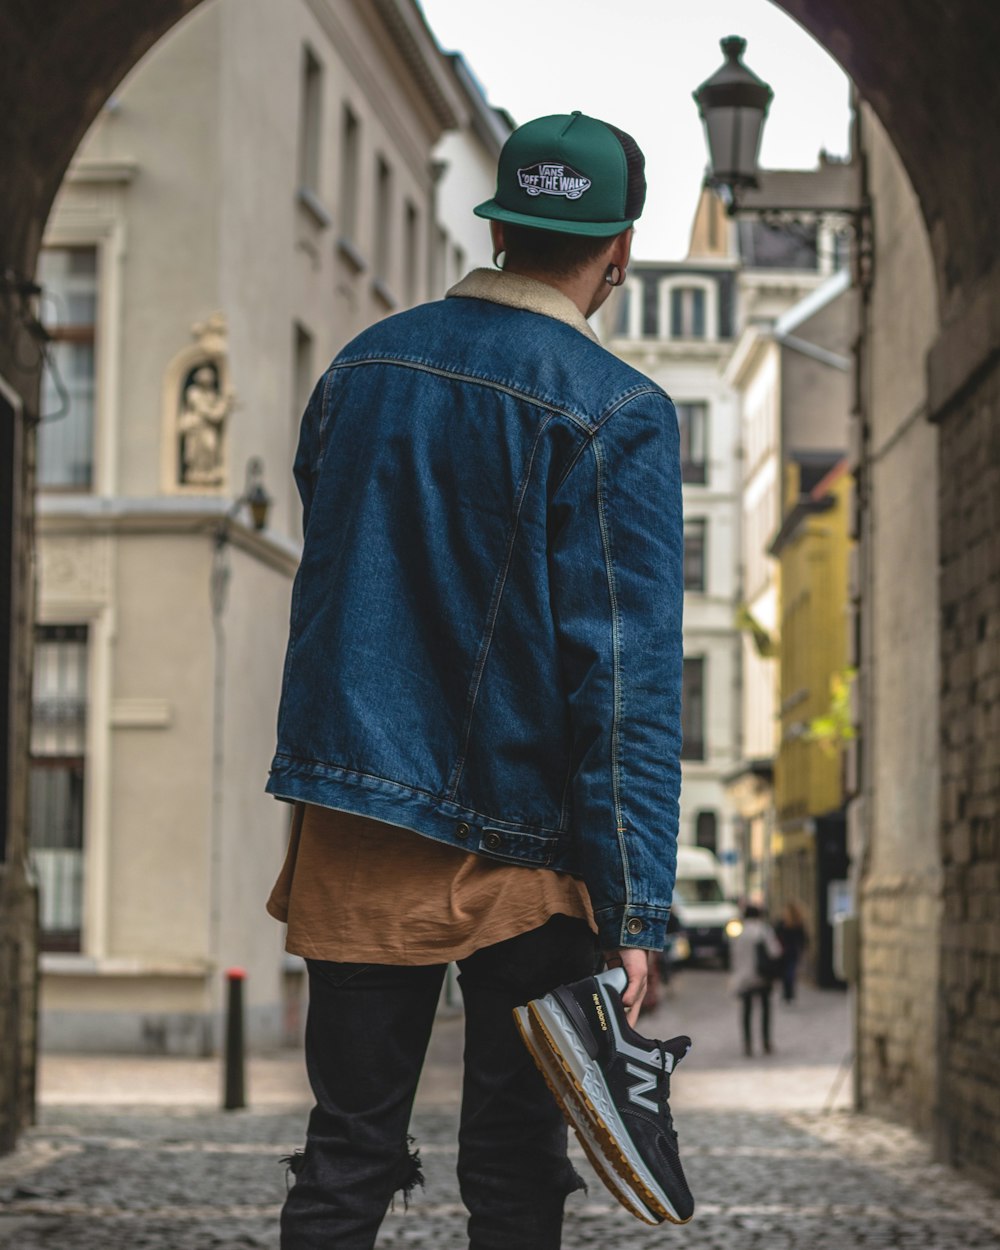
[{"x1": 2, "y1": 970, "x2": 999, "y2": 1249}]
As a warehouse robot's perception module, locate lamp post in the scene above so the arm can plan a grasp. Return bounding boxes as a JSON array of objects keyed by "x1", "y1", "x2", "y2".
[
  {"x1": 693, "y1": 35, "x2": 774, "y2": 212},
  {"x1": 693, "y1": 36, "x2": 872, "y2": 292}
]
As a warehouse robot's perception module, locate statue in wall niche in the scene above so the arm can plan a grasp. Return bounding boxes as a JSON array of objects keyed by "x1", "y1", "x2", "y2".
[{"x1": 177, "y1": 360, "x2": 234, "y2": 487}]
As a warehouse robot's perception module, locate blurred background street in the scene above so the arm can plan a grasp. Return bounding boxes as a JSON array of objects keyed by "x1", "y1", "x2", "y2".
[{"x1": 3, "y1": 968, "x2": 998, "y2": 1248}]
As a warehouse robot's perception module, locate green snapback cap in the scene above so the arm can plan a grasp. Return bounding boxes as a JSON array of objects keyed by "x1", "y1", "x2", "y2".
[{"x1": 474, "y1": 111, "x2": 645, "y2": 237}]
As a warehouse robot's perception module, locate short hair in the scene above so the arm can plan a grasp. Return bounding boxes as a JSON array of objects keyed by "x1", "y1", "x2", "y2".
[{"x1": 501, "y1": 223, "x2": 621, "y2": 277}]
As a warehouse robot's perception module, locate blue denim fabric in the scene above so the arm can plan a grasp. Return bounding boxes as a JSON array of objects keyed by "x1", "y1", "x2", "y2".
[{"x1": 267, "y1": 284, "x2": 684, "y2": 950}]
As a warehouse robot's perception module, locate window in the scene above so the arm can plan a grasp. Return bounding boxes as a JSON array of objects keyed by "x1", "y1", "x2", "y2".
[
  {"x1": 671, "y1": 286, "x2": 707, "y2": 339},
  {"x1": 695, "y1": 810, "x2": 719, "y2": 855},
  {"x1": 681, "y1": 657, "x2": 705, "y2": 761},
  {"x1": 29, "y1": 624, "x2": 88, "y2": 951},
  {"x1": 677, "y1": 402, "x2": 708, "y2": 484},
  {"x1": 684, "y1": 518, "x2": 707, "y2": 592},
  {"x1": 293, "y1": 322, "x2": 314, "y2": 418},
  {"x1": 374, "y1": 155, "x2": 392, "y2": 288},
  {"x1": 298, "y1": 46, "x2": 323, "y2": 197},
  {"x1": 673, "y1": 875, "x2": 724, "y2": 904},
  {"x1": 339, "y1": 105, "x2": 360, "y2": 245},
  {"x1": 37, "y1": 246, "x2": 98, "y2": 490},
  {"x1": 404, "y1": 202, "x2": 420, "y2": 306}
]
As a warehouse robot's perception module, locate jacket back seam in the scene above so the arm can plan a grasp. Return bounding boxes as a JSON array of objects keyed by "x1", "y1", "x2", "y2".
[
  {"x1": 445, "y1": 413, "x2": 555, "y2": 800},
  {"x1": 331, "y1": 355, "x2": 594, "y2": 433}
]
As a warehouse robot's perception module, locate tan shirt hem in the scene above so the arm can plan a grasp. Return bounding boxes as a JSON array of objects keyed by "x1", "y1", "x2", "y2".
[{"x1": 268, "y1": 802, "x2": 596, "y2": 966}]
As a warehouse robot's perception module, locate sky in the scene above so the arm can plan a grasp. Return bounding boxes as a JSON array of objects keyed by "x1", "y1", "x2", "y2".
[{"x1": 417, "y1": 0, "x2": 853, "y2": 261}]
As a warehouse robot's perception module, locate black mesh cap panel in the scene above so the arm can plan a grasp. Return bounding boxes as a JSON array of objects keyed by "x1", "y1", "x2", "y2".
[{"x1": 602, "y1": 121, "x2": 647, "y2": 221}]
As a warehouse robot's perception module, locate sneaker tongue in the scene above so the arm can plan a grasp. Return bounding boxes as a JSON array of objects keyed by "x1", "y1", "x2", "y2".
[
  {"x1": 596, "y1": 966, "x2": 628, "y2": 995},
  {"x1": 662, "y1": 1035, "x2": 692, "y2": 1067}
]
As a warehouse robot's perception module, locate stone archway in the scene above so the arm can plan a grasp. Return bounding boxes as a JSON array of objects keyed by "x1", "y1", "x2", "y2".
[
  {"x1": 771, "y1": 1, "x2": 1000, "y2": 1188},
  {"x1": 1, "y1": 0, "x2": 998, "y2": 1180}
]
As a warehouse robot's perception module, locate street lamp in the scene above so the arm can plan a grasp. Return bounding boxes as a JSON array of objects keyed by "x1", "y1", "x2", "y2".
[
  {"x1": 693, "y1": 36, "x2": 872, "y2": 290},
  {"x1": 693, "y1": 36, "x2": 774, "y2": 210},
  {"x1": 241, "y1": 457, "x2": 271, "y2": 533},
  {"x1": 210, "y1": 456, "x2": 272, "y2": 617}
]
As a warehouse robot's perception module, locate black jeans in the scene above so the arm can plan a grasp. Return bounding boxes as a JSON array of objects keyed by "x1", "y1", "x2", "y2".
[
  {"x1": 740, "y1": 984, "x2": 772, "y2": 1054},
  {"x1": 280, "y1": 915, "x2": 598, "y2": 1250}
]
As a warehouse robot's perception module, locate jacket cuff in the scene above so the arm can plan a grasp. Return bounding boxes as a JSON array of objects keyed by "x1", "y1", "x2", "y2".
[{"x1": 594, "y1": 904, "x2": 670, "y2": 952}]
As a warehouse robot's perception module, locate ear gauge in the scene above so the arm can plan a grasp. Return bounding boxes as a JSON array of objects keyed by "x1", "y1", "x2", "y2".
[
  {"x1": 493, "y1": 249, "x2": 507, "y2": 270},
  {"x1": 604, "y1": 263, "x2": 624, "y2": 287}
]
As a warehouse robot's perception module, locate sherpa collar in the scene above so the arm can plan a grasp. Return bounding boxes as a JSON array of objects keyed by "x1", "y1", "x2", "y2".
[{"x1": 446, "y1": 268, "x2": 599, "y2": 343}]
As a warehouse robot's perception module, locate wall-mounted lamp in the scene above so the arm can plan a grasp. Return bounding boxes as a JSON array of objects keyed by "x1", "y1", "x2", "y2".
[
  {"x1": 693, "y1": 36, "x2": 872, "y2": 291},
  {"x1": 211, "y1": 457, "x2": 272, "y2": 618},
  {"x1": 693, "y1": 35, "x2": 773, "y2": 211},
  {"x1": 241, "y1": 457, "x2": 271, "y2": 533}
]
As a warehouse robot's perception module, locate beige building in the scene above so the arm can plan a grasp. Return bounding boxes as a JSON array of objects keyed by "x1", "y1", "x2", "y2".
[{"x1": 32, "y1": 0, "x2": 502, "y2": 1052}]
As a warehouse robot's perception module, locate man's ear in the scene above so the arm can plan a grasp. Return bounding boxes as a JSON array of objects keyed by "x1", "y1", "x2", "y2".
[
  {"x1": 609, "y1": 227, "x2": 634, "y2": 270},
  {"x1": 490, "y1": 220, "x2": 506, "y2": 255}
]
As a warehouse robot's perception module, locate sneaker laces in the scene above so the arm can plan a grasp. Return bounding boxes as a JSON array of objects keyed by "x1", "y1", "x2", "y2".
[{"x1": 655, "y1": 1042, "x2": 677, "y2": 1140}]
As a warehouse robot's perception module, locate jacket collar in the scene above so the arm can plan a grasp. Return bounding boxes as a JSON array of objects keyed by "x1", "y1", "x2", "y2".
[{"x1": 446, "y1": 268, "x2": 599, "y2": 343}]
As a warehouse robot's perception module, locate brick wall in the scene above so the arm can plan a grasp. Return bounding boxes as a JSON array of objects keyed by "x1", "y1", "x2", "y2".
[
  {"x1": 936, "y1": 360, "x2": 1000, "y2": 1187},
  {"x1": 0, "y1": 333, "x2": 40, "y2": 1153}
]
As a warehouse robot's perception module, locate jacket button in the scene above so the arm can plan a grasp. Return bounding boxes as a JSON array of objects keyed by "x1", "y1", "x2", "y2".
[
  {"x1": 626, "y1": 917, "x2": 644, "y2": 936},
  {"x1": 484, "y1": 831, "x2": 502, "y2": 851},
  {"x1": 455, "y1": 822, "x2": 471, "y2": 840}
]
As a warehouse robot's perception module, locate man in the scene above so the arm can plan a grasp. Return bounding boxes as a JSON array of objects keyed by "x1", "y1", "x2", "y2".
[{"x1": 267, "y1": 110, "x2": 687, "y2": 1249}]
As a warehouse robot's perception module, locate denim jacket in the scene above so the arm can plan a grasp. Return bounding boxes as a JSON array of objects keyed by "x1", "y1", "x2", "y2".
[{"x1": 267, "y1": 269, "x2": 684, "y2": 950}]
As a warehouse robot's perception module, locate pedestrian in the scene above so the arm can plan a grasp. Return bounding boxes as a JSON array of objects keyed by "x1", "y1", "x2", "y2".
[
  {"x1": 731, "y1": 903, "x2": 783, "y2": 1056},
  {"x1": 774, "y1": 898, "x2": 809, "y2": 1002},
  {"x1": 265, "y1": 109, "x2": 689, "y2": 1249}
]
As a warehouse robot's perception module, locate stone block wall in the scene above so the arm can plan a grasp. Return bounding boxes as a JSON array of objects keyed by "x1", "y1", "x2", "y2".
[
  {"x1": 858, "y1": 876, "x2": 941, "y2": 1131},
  {"x1": 936, "y1": 357, "x2": 1000, "y2": 1188}
]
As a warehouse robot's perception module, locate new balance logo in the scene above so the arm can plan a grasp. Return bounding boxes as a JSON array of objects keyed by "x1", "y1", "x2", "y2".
[{"x1": 625, "y1": 1061, "x2": 660, "y2": 1113}]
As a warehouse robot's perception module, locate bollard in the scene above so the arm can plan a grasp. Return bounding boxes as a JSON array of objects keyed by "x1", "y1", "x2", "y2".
[{"x1": 223, "y1": 967, "x2": 246, "y2": 1110}]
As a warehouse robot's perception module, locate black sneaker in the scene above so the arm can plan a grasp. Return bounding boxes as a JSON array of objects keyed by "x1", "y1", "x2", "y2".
[
  {"x1": 518, "y1": 966, "x2": 694, "y2": 1225},
  {"x1": 513, "y1": 1003, "x2": 657, "y2": 1223}
]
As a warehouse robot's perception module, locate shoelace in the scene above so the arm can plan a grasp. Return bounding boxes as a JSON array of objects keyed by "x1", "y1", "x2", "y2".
[{"x1": 654, "y1": 1042, "x2": 677, "y2": 1138}]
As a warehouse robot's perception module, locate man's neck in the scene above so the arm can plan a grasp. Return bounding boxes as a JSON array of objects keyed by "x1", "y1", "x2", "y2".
[{"x1": 501, "y1": 264, "x2": 604, "y2": 320}]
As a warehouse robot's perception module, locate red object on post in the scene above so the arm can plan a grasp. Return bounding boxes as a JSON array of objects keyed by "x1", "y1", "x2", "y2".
[{"x1": 223, "y1": 968, "x2": 246, "y2": 1109}]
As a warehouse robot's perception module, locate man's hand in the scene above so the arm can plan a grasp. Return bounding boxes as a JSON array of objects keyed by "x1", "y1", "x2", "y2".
[{"x1": 603, "y1": 947, "x2": 649, "y2": 1028}]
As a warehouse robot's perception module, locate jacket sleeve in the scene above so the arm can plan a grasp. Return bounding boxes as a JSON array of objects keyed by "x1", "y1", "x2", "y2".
[
  {"x1": 548, "y1": 391, "x2": 684, "y2": 951},
  {"x1": 292, "y1": 371, "x2": 332, "y2": 535}
]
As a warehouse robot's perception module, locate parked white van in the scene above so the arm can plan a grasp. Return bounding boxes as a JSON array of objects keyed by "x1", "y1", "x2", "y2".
[{"x1": 671, "y1": 845, "x2": 742, "y2": 966}]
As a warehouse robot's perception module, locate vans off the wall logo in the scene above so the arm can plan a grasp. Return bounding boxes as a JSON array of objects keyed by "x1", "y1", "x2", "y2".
[{"x1": 517, "y1": 162, "x2": 592, "y2": 200}]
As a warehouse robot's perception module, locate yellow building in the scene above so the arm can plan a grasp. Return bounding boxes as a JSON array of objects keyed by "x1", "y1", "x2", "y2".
[{"x1": 769, "y1": 456, "x2": 853, "y2": 984}]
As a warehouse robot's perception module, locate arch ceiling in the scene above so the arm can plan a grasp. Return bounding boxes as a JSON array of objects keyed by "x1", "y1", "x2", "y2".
[
  {"x1": 776, "y1": 0, "x2": 1000, "y2": 319},
  {"x1": 1, "y1": 1, "x2": 999, "y2": 318}
]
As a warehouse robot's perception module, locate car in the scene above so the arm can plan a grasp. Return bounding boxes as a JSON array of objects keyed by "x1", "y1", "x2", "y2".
[{"x1": 669, "y1": 845, "x2": 741, "y2": 968}]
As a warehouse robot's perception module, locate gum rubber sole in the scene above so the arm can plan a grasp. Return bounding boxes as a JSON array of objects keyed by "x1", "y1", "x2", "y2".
[
  {"x1": 513, "y1": 1006, "x2": 658, "y2": 1224},
  {"x1": 526, "y1": 998, "x2": 692, "y2": 1226}
]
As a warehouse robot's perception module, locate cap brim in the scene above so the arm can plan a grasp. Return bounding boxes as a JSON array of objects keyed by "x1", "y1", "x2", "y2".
[{"x1": 473, "y1": 198, "x2": 633, "y2": 238}]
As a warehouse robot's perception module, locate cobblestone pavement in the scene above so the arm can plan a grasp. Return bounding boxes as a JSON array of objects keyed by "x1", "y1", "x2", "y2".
[{"x1": 2, "y1": 971, "x2": 999, "y2": 1248}]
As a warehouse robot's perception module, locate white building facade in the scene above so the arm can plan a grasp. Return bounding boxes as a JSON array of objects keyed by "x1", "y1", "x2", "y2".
[
  {"x1": 601, "y1": 246, "x2": 743, "y2": 890},
  {"x1": 32, "y1": 0, "x2": 503, "y2": 1052},
  {"x1": 600, "y1": 185, "x2": 848, "y2": 900}
]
